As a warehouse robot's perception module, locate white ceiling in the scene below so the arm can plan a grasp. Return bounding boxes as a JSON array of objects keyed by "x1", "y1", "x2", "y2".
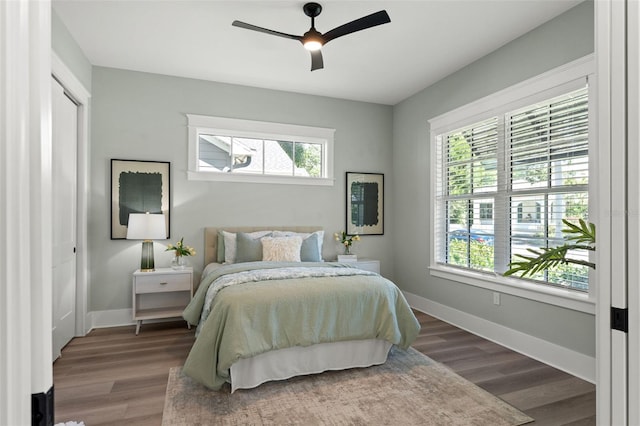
[{"x1": 52, "y1": 0, "x2": 583, "y2": 105}]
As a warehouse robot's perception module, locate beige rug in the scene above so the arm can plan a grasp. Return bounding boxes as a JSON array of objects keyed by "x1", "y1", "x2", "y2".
[{"x1": 162, "y1": 347, "x2": 534, "y2": 425}]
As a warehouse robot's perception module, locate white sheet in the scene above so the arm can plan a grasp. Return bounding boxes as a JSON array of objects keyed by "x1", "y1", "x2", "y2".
[{"x1": 229, "y1": 339, "x2": 392, "y2": 393}]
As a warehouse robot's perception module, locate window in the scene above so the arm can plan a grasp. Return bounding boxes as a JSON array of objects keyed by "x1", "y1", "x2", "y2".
[
  {"x1": 433, "y1": 73, "x2": 591, "y2": 294},
  {"x1": 187, "y1": 114, "x2": 335, "y2": 185},
  {"x1": 508, "y1": 87, "x2": 589, "y2": 290},
  {"x1": 479, "y1": 203, "x2": 493, "y2": 220},
  {"x1": 516, "y1": 201, "x2": 541, "y2": 223}
]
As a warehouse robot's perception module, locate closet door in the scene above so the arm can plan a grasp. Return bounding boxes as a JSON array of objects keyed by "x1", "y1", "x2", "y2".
[{"x1": 52, "y1": 77, "x2": 78, "y2": 361}]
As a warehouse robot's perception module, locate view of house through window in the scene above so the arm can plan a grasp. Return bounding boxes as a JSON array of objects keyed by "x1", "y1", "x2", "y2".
[
  {"x1": 187, "y1": 114, "x2": 335, "y2": 185},
  {"x1": 435, "y1": 85, "x2": 590, "y2": 291},
  {"x1": 198, "y1": 134, "x2": 323, "y2": 177}
]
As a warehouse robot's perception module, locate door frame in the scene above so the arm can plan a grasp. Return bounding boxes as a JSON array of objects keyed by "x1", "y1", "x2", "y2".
[
  {"x1": 595, "y1": 0, "x2": 638, "y2": 424},
  {"x1": 626, "y1": 1, "x2": 640, "y2": 424},
  {"x1": 1, "y1": 1, "x2": 53, "y2": 423},
  {"x1": 52, "y1": 52, "x2": 91, "y2": 336}
]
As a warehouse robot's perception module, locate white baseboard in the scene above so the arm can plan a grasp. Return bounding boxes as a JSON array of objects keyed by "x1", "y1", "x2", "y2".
[
  {"x1": 88, "y1": 308, "x2": 134, "y2": 330},
  {"x1": 86, "y1": 309, "x2": 187, "y2": 332},
  {"x1": 404, "y1": 291, "x2": 596, "y2": 384}
]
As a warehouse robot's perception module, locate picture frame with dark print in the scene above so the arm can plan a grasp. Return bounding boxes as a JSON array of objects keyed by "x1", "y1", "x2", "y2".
[
  {"x1": 110, "y1": 159, "x2": 170, "y2": 239},
  {"x1": 346, "y1": 172, "x2": 384, "y2": 235}
]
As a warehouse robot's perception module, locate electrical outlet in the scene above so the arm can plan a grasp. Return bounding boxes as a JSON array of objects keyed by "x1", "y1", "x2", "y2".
[{"x1": 493, "y1": 292, "x2": 501, "y2": 306}]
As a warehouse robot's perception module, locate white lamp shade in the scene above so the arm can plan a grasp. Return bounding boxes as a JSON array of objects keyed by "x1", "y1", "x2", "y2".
[{"x1": 126, "y1": 213, "x2": 167, "y2": 240}]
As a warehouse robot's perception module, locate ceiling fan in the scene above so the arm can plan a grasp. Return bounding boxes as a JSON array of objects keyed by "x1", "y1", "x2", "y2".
[{"x1": 232, "y1": 2, "x2": 391, "y2": 71}]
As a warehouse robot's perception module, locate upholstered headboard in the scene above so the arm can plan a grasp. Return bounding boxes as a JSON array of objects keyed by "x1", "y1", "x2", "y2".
[{"x1": 204, "y1": 226, "x2": 323, "y2": 266}]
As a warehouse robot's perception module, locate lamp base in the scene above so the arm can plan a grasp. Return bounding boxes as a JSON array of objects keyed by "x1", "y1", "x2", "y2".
[{"x1": 140, "y1": 240, "x2": 155, "y2": 272}]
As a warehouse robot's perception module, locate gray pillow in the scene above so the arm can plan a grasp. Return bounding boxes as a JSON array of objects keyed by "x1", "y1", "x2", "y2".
[
  {"x1": 236, "y1": 232, "x2": 270, "y2": 263},
  {"x1": 300, "y1": 233, "x2": 321, "y2": 262}
]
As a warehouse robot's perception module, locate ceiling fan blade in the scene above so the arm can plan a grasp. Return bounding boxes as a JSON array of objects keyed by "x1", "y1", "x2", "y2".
[
  {"x1": 323, "y1": 10, "x2": 391, "y2": 44},
  {"x1": 310, "y1": 50, "x2": 324, "y2": 71},
  {"x1": 232, "y1": 20, "x2": 302, "y2": 41}
]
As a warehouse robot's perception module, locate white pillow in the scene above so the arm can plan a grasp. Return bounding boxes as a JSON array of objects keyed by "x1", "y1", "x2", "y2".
[
  {"x1": 272, "y1": 230, "x2": 324, "y2": 258},
  {"x1": 223, "y1": 230, "x2": 272, "y2": 264},
  {"x1": 261, "y1": 236, "x2": 303, "y2": 262}
]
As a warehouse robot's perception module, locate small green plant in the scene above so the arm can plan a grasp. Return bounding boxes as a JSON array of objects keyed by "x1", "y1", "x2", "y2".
[
  {"x1": 334, "y1": 231, "x2": 361, "y2": 255},
  {"x1": 504, "y1": 219, "x2": 596, "y2": 278},
  {"x1": 165, "y1": 237, "x2": 196, "y2": 257}
]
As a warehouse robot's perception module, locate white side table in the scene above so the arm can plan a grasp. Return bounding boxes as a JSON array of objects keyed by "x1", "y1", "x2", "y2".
[
  {"x1": 352, "y1": 258, "x2": 380, "y2": 274},
  {"x1": 337, "y1": 258, "x2": 380, "y2": 274},
  {"x1": 132, "y1": 267, "x2": 193, "y2": 335}
]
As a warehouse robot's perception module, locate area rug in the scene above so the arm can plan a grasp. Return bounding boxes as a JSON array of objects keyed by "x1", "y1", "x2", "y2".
[{"x1": 162, "y1": 347, "x2": 534, "y2": 425}]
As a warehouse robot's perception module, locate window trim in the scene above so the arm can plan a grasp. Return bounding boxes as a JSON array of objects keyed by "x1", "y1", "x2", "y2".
[
  {"x1": 428, "y1": 54, "x2": 596, "y2": 311},
  {"x1": 186, "y1": 114, "x2": 335, "y2": 185},
  {"x1": 430, "y1": 266, "x2": 595, "y2": 314}
]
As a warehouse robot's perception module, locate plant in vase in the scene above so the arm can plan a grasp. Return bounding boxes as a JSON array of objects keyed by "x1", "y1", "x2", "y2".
[
  {"x1": 166, "y1": 237, "x2": 196, "y2": 270},
  {"x1": 334, "y1": 231, "x2": 360, "y2": 255}
]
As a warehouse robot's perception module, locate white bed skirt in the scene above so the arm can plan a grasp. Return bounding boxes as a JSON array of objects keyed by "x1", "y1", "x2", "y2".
[{"x1": 229, "y1": 339, "x2": 393, "y2": 393}]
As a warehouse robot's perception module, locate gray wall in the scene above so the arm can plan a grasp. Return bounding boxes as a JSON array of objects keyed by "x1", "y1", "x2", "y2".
[
  {"x1": 391, "y1": 0, "x2": 595, "y2": 357},
  {"x1": 89, "y1": 67, "x2": 393, "y2": 311},
  {"x1": 52, "y1": 10, "x2": 92, "y2": 91}
]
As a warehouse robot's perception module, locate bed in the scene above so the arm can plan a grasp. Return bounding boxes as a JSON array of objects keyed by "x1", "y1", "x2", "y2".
[{"x1": 181, "y1": 226, "x2": 420, "y2": 392}]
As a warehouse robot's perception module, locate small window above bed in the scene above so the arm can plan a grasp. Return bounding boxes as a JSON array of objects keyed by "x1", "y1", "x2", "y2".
[{"x1": 187, "y1": 114, "x2": 335, "y2": 186}]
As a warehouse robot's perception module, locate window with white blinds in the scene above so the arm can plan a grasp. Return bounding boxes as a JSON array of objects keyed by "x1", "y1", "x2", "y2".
[{"x1": 435, "y1": 85, "x2": 590, "y2": 292}]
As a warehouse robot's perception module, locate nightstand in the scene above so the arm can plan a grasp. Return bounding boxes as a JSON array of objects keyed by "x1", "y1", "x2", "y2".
[
  {"x1": 339, "y1": 258, "x2": 380, "y2": 274},
  {"x1": 353, "y1": 258, "x2": 380, "y2": 274},
  {"x1": 132, "y1": 268, "x2": 193, "y2": 335}
]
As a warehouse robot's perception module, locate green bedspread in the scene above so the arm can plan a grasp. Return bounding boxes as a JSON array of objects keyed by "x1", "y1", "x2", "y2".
[{"x1": 182, "y1": 261, "x2": 420, "y2": 390}]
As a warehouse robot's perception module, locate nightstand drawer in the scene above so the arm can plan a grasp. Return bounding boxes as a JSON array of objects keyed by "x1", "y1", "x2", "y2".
[
  {"x1": 353, "y1": 259, "x2": 380, "y2": 274},
  {"x1": 135, "y1": 273, "x2": 190, "y2": 294}
]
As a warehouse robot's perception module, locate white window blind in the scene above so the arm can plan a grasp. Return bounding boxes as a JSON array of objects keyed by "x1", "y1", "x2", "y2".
[
  {"x1": 508, "y1": 86, "x2": 589, "y2": 290},
  {"x1": 436, "y1": 118, "x2": 499, "y2": 272},
  {"x1": 435, "y1": 85, "x2": 590, "y2": 291}
]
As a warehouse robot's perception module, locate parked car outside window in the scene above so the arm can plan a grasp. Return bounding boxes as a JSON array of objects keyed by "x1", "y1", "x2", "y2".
[{"x1": 448, "y1": 229, "x2": 495, "y2": 246}]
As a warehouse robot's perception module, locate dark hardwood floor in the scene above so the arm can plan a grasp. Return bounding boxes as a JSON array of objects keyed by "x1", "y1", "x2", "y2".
[{"x1": 53, "y1": 310, "x2": 596, "y2": 425}]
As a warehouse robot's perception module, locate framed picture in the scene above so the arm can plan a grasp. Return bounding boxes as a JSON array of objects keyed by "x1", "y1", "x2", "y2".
[
  {"x1": 111, "y1": 159, "x2": 170, "y2": 239},
  {"x1": 346, "y1": 172, "x2": 384, "y2": 235}
]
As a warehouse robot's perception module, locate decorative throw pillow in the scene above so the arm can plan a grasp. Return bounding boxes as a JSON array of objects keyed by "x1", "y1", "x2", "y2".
[
  {"x1": 299, "y1": 233, "x2": 321, "y2": 262},
  {"x1": 222, "y1": 230, "x2": 272, "y2": 263},
  {"x1": 272, "y1": 230, "x2": 324, "y2": 260},
  {"x1": 236, "y1": 232, "x2": 271, "y2": 263},
  {"x1": 261, "y1": 236, "x2": 303, "y2": 262}
]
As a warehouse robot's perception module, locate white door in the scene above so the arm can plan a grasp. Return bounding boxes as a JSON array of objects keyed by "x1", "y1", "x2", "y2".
[{"x1": 52, "y1": 77, "x2": 78, "y2": 361}]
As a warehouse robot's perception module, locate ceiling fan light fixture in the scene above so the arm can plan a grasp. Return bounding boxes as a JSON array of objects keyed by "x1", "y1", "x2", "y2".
[
  {"x1": 303, "y1": 40, "x2": 323, "y2": 51},
  {"x1": 232, "y1": 2, "x2": 390, "y2": 71},
  {"x1": 302, "y1": 29, "x2": 323, "y2": 51}
]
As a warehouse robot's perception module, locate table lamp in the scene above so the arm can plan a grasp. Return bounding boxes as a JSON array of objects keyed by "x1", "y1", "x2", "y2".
[{"x1": 126, "y1": 212, "x2": 167, "y2": 272}]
